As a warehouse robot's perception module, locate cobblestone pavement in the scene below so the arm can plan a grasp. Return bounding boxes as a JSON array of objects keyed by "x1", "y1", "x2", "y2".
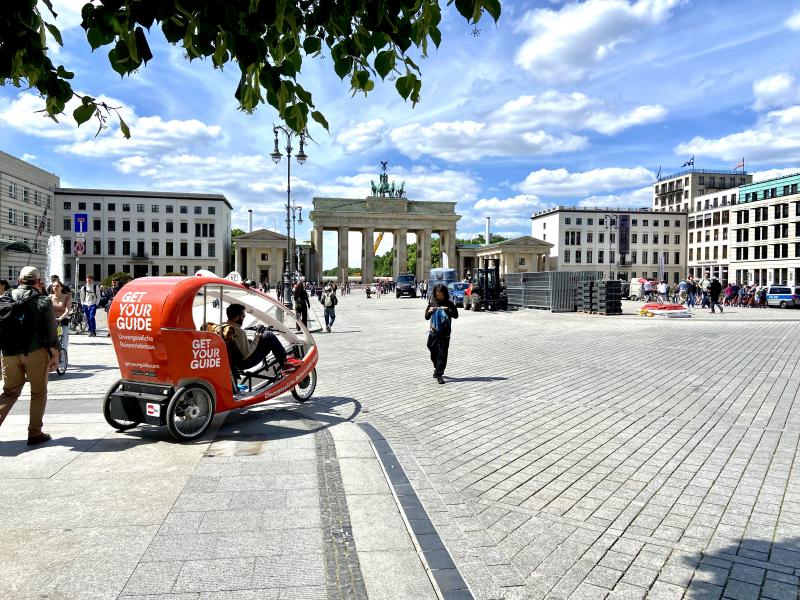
[
  {"x1": 3, "y1": 294, "x2": 800, "y2": 600},
  {"x1": 313, "y1": 294, "x2": 800, "y2": 600}
]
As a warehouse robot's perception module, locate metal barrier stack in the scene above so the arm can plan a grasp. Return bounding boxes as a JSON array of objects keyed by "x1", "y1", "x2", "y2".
[
  {"x1": 595, "y1": 280, "x2": 623, "y2": 315},
  {"x1": 506, "y1": 271, "x2": 605, "y2": 312}
]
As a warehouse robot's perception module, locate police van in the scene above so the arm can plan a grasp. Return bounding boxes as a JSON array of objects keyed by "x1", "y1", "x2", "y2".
[{"x1": 766, "y1": 285, "x2": 800, "y2": 308}]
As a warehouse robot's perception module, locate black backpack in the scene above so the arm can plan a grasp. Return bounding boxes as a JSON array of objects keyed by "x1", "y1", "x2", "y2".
[{"x1": 0, "y1": 292, "x2": 40, "y2": 354}]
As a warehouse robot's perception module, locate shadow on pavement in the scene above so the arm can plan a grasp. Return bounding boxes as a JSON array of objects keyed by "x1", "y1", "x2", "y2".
[
  {"x1": 444, "y1": 376, "x2": 508, "y2": 383},
  {"x1": 681, "y1": 537, "x2": 800, "y2": 598}
]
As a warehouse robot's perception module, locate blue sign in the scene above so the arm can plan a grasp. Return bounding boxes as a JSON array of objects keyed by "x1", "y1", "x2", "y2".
[{"x1": 74, "y1": 213, "x2": 88, "y2": 233}]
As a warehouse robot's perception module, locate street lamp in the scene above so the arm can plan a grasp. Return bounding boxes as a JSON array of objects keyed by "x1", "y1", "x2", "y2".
[
  {"x1": 270, "y1": 125, "x2": 307, "y2": 308},
  {"x1": 292, "y1": 205, "x2": 303, "y2": 280},
  {"x1": 602, "y1": 213, "x2": 618, "y2": 280}
]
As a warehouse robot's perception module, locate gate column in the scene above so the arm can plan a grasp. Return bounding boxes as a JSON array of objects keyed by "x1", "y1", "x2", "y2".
[
  {"x1": 362, "y1": 227, "x2": 374, "y2": 284},
  {"x1": 337, "y1": 227, "x2": 349, "y2": 284}
]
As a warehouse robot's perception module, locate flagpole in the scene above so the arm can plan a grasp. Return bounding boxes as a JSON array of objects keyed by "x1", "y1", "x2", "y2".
[{"x1": 26, "y1": 205, "x2": 48, "y2": 263}]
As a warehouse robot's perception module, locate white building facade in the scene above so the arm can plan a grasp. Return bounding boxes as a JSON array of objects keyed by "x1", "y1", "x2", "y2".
[
  {"x1": 652, "y1": 169, "x2": 751, "y2": 213},
  {"x1": 55, "y1": 188, "x2": 232, "y2": 284},
  {"x1": 686, "y1": 190, "x2": 738, "y2": 282},
  {"x1": 531, "y1": 207, "x2": 687, "y2": 283},
  {"x1": 0, "y1": 151, "x2": 58, "y2": 279}
]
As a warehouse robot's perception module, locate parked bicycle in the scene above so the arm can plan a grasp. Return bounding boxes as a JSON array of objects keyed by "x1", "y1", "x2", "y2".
[
  {"x1": 55, "y1": 323, "x2": 68, "y2": 376},
  {"x1": 68, "y1": 301, "x2": 87, "y2": 334}
]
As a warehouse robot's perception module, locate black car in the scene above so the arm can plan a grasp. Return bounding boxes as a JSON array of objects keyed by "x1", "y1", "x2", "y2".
[{"x1": 395, "y1": 273, "x2": 417, "y2": 298}]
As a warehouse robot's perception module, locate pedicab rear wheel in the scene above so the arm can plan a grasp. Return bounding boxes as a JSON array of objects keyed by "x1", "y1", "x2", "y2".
[
  {"x1": 166, "y1": 385, "x2": 215, "y2": 442},
  {"x1": 103, "y1": 379, "x2": 140, "y2": 431},
  {"x1": 291, "y1": 368, "x2": 317, "y2": 403}
]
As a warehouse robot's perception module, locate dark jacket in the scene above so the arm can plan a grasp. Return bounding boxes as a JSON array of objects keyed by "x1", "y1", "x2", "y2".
[
  {"x1": 709, "y1": 279, "x2": 723, "y2": 298},
  {"x1": 425, "y1": 299, "x2": 458, "y2": 336},
  {"x1": 6, "y1": 285, "x2": 59, "y2": 356},
  {"x1": 294, "y1": 285, "x2": 311, "y2": 310}
]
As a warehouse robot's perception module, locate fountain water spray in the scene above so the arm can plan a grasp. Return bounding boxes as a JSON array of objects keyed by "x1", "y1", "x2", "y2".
[{"x1": 46, "y1": 235, "x2": 63, "y2": 282}]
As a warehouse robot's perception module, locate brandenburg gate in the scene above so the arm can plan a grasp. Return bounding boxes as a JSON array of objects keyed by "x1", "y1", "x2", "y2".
[{"x1": 308, "y1": 165, "x2": 461, "y2": 283}]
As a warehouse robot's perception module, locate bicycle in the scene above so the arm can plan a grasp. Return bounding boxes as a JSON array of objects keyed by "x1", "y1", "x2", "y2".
[
  {"x1": 55, "y1": 323, "x2": 68, "y2": 376},
  {"x1": 68, "y1": 301, "x2": 87, "y2": 334}
]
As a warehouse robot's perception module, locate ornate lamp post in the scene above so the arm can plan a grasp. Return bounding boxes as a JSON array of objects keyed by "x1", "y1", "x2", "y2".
[
  {"x1": 270, "y1": 125, "x2": 307, "y2": 308},
  {"x1": 291, "y1": 203, "x2": 303, "y2": 280}
]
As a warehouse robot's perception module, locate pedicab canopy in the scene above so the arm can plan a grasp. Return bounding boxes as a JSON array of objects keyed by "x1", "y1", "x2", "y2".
[{"x1": 108, "y1": 275, "x2": 317, "y2": 400}]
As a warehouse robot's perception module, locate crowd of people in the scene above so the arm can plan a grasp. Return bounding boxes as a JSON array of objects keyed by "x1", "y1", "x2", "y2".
[{"x1": 641, "y1": 273, "x2": 771, "y2": 310}]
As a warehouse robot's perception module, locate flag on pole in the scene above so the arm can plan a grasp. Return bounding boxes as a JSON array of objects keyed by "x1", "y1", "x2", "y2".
[
  {"x1": 681, "y1": 155, "x2": 695, "y2": 168},
  {"x1": 36, "y1": 206, "x2": 48, "y2": 235},
  {"x1": 656, "y1": 165, "x2": 661, "y2": 180},
  {"x1": 734, "y1": 157, "x2": 744, "y2": 170}
]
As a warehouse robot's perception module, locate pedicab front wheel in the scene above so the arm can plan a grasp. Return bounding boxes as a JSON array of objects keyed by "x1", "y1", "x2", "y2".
[
  {"x1": 103, "y1": 379, "x2": 140, "y2": 431},
  {"x1": 166, "y1": 385, "x2": 215, "y2": 442},
  {"x1": 291, "y1": 368, "x2": 317, "y2": 403}
]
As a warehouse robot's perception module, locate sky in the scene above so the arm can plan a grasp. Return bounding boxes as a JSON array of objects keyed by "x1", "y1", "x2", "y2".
[{"x1": 4, "y1": 0, "x2": 800, "y2": 269}]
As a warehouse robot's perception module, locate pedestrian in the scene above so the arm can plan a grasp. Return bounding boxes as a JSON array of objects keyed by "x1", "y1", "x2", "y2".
[
  {"x1": 699, "y1": 272, "x2": 712, "y2": 308},
  {"x1": 293, "y1": 281, "x2": 310, "y2": 329},
  {"x1": 425, "y1": 283, "x2": 458, "y2": 384},
  {"x1": 0, "y1": 266, "x2": 60, "y2": 445},
  {"x1": 709, "y1": 277, "x2": 723, "y2": 314},
  {"x1": 49, "y1": 280, "x2": 72, "y2": 352},
  {"x1": 657, "y1": 280, "x2": 668, "y2": 303},
  {"x1": 0, "y1": 278, "x2": 9, "y2": 298},
  {"x1": 103, "y1": 278, "x2": 123, "y2": 337},
  {"x1": 678, "y1": 279, "x2": 688, "y2": 305},
  {"x1": 320, "y1": 285, "x2": 337, "y2": 332},
  {"x1": 79, "y1": 274, "x2": 101, "y2": 337}
]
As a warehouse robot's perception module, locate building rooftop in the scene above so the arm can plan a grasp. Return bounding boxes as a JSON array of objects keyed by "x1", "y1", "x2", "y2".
[
  {"x1": 739, "y1": 172, "x2": 800, "y2": 189},
  {"x1": 656, "y1": 168, "x2": 748, "y2": 182},
  {"x1": 531, "y1": 206, "x2": 687, "y2": 218},
  {"x1": 55, "y1": 187, "x2": 232, "y2": 209}
]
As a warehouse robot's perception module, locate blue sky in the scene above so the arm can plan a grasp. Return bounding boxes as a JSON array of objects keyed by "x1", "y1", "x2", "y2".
[{"x1": 3, "y1": 0, "x2": 800, "y2": 268}]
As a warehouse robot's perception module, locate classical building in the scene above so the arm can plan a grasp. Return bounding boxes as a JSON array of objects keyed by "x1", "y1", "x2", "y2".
[
  {"x1": 686, "y1": 190, "x2": 738, "y2": 281},
  {"x1": 531, "y1": 206, "x2": 687, "y2": 283},
  {"x1": 457, "y1": 236, "x2": 552, "y2": 277},
  {"x1": 730, "y1": 172, "x2": 800, "y2": 286},
  {"x1": 0, "y1": 151, "x2": 58, "y2": 279},
  {"x1": 309, "y1": 166, "x2": 460, "y2": 283},
  {"x1": 55, "y1": 188, "x2": 232, "y2": 282},
  {"x1": 652, "y1": 168, "x2": 752, "y2": 213},
  {"x1": 233, "y1": 228, "x2": 311, "y2": 285}
]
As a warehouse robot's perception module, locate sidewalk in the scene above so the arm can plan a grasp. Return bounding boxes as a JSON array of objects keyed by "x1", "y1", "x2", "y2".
[{"x1": 0, "y1": 395, "x2": 449, "y2": 599}]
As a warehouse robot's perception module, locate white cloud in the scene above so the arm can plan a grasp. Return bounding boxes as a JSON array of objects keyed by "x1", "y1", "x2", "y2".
[
  {"x1": 497, "y1": 91, "x2": 666, "y2": 135},
  {"x1": 786, "y1": 8, "x2": 800, "y2": 31},
  {"x1": 473, "y1": 194, "x2": 545, "y2": 213},
  {"x1": 577, "y1": 186, "x2": 653, "y2": 208},
  {"x1": 674, "y1": 105, "x2": 800, "y2": 164},
  {"x1": 752, "y1": 168, "x2": 800, "y2": 182},
  {"x1": 515, "y1": 0, "x2": 681, "y2": 83},
  {"x1": 517, "y1": 167, "x2": 654, "y2": 197},
  {"x1": 50, "y1": 0, "x2": 89, "y2": 31},
  {"x1": 752, "y1": 73, "x2": 800, "y2": 111},
  {"x1": 335, "y1": 119, "x2": 385, "y2": 153}
]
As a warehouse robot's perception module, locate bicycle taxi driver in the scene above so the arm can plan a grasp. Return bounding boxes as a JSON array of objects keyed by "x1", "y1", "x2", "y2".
[{"x1": 222, "y1": 304, "x2": 302, "y2": 376}]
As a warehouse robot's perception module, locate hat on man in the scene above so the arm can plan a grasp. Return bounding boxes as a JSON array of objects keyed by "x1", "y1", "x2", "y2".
[{"x1": 19, "y1": 266, "x2": 41, "y2": 282}]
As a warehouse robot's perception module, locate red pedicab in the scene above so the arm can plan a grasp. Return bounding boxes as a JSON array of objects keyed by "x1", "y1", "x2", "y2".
[{"x1": 103, "y1": 275, "x2": 318, "y2": 441}]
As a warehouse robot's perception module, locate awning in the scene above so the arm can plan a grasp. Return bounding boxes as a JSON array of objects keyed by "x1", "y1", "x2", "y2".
[{"x1": 0, "y1": 240, "x2": 32, "y2": 253}]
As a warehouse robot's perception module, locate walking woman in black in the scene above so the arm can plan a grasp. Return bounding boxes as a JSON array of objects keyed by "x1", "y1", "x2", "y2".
[
  {"x1": 293, "y1": 281, "x2": 311, "y2": 328},
  {"x1": 425, "y1": 283, "x2": 458, "y2": 384}
]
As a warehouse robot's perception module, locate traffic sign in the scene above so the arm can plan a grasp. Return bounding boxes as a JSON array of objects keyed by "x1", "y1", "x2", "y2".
[
  {"x1": 74, "y1": 213, "x2": 88, "y2": 234},
  {"x1": 74, "y1": 240, "x2": 85, "y2": 256}
]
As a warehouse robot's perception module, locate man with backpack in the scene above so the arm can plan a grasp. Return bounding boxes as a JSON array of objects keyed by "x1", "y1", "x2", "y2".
[
  {"x1": 79, "y1": 274, "x2": 101, "y2": 337},
  {"x1": 0, "y1": 266, "x2": 60, "y2": 445},
  {"x1": 320, "y1": 285, "x2": 337, "y2": 332}
]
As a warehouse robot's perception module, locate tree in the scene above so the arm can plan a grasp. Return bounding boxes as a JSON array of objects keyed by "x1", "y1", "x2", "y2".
[
  {"x1": 230, "y1": 227, "x2": 246, "y2": 271},
  {"x1": 1, "y1": 0, "x2": 501, "y2": 136},
  {"x1": 456, "y1": 233, "x2": 508, "y2": 245}
]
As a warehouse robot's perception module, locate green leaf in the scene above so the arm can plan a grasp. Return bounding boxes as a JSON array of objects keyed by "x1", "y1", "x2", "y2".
[
  {"x1": 56, "y1": 65, "x2": 74, "y2": 79},
  {"x1": 44, "y1": 23, "x2": 63, "y2": 46},
  {"x1": 482, "y1": 0, "x2": 501, "y2": 21},
  {"x1": 86, "y1": 27, "x2": 105, "y2": 50},
  {"x1": 374, "y1": 50, "x2": 395, "y2": 79},
  {"x1": 118, "y1": 115, "x2": 131, "y2": 139},
  {"x1": 333, "y1": 56, "x2": 353, "y2": 79},
  {"x1": 454, "y1": 0, "x2": 476, "y2": 21},
  {"x1": 311, "y1": 110, "x2": 329, "y2": 131},
  {"x1": 135, "y1": 27, "x2": 153, "y2": 64},
  {"x1": 73, "y1": 103, "x2": 95, "y2": 126},
  {"x1": 303, "y1": 36, "x2": 321, "y2": 55},
  {"x1": 395, "y1": 74, "x2": 413, "y2": 100}
]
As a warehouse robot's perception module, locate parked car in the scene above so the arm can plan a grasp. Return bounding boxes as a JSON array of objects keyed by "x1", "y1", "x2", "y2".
[
  {"x1": 395, "y1": 273, "x2": 417, "y2": 298},
  {"x1": 448, "y1": 282, "x2": 468, "y2": 307},
  {"x1": 766, "y1": 285, "x2": 800, "y2": 308}
]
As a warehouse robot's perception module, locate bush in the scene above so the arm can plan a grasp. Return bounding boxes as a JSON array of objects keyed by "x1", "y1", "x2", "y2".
[{"x1": 101, "y1": 272, "x2": 133, "y2": 287}]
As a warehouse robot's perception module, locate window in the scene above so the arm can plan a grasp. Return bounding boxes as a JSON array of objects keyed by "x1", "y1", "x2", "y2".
[
  {"x1": 564, "y1": 249, "x2": 570, "y2": 263},
  {"x1": 643, "y1": 220, "x2": 649, "y2": 226},
  {"x1": 631, "y1": 251, "x2": 636, "y2": 263},
  {"x1": 723, "y1": 229, "x2": 728, "y2": 241},
  {"x1": 122, "y1": 220, "x2": 131, "y2": 232},
  {"x1": 122, "y1": 241, "x2": 131, "y2": 255},
  {"x1": 180, "y1": 222, "x2": 188, "y2": 234},
  {"x1": 93, "y1": 202, "x2": 101, "y2": 211},
  {"x1": 166, "y1": 205, "x2": 174, "y2": 214},
  {"x1": 108, "y1": 219, "x2": 116, "y2": 232},
  {"x1": 63, "y1": 238, "x2": 71, "y2": 255},
  {"x1": 587, "y1": 232, "x2": 593, "y2": 243},
  {"x1": 599, "y1": 233, "x2": 605, "y2": 244},
  {"x1": 151, "y1": 241, "x2": 160, "y2": 256},
  {"x1": 674, "y1": 234, "x2": 680, "y2": 244},
  {"x1": 704, "y1": 247, "x2": 710, "y2": 260},
  {"x1": 152, "y1": 221, "x2": 160, "y2": 233},
  {"x1": 643, "y1": 233, "x2": 649, "y2": 244},
  {"x1": 122, "y1": 203, "x2": 130, "y2": 212},
  {"x1": 208, "y1": 243, "x2": 216, "y2": 258},
  {"x1": 78, "y1": 202, "x2": 86, "y2": 210},
  {"x1": 587, "y1": 218, "x2": 593, "y2": 225},
  {"x1": 137, "y1": 220, "x2": 145, "y2": 233},
  {"x1": 632, "y1": 219, "x2": 638, "y2": 226},
  {"x1": 166, "y1": 242, "x2": 174, "y2": 255},
  {"x1": 598, "y1": 250, "x2": 604, "y2": 263},
  {"x1": 610, "y1": 250, "x2": 615, "y2": 264},
  {"x1": 180, "y1": 206, "x2": 188, "y2": 214},
  {"x1": 137, "y1": 203, "x2": 145, "y2": 213},
  {"x1": 699, "y1": 176, "x2": 705, "y2": 185},
  {"x1": 575, "y1": 250, "x2": 582, "y2": 263},
  {"x1": 209, "y1": 224, "x2": 215, "y2": 237},
  {"x1": 196, "y1": 223, "x2": 203, "y2": 238},
  {"x1": 576, "y1": 218, "x2": 582, "y2": 225},
  {"x1": 653, "y1": 251, "x2": 659, "y2": 263},
  {"x1": 722, "y1": 246, "x2": 727, "y2": 259},
  {"x1": 108, "y1": 203, "x2": 116, "y2": 211},
  {"x1": 166, "y1": 265, "x2": 174, "y2": 273},
  {"x1": 8, "y1": 182, "x2": 18, "y2": 198},
  {"x1": 93, "y1": 219, "x2": 101, "y2": 231},
  {"x1": 202, "y1": 223, "x2": 209, "y2": 237},
  {"x1": 93, "y1": 240, "x2": 101, "y2": 255},
  {"x1": 7, "y1": 208, "x2": 16, "y2": 225},
  {"x1": 151, "y1": 204, "x2": 159, "y2": 213},
  {"x1": 166, "y1": 221, "x2": 174, "y2": 233},
  {"x1": 108, "y1": 240, "x2": 116, "y2": 255},
  {"x1": 63, "y1": 201, "x2": 72, "y2": 210},
  {"x1": 194, "y1": 206, "x2": 202, "y2": 215},
  {"x1": 587, "y1": 250, "x2": 593, "y2": 262},
  {"x1": 653, "y1": 234, "x2": 659, "y2": 244},
  {"x1": 713, "y1": 247, "x2": 718, "y2": 259},
  {"x1": 194, "y1": 242, "x2": 202, "y2": 257},
  {"x1": 714, "y1": 229, "x2": 719, "y2": 241},
  {"x1": 152, "y1": 265, "x2": 160, "y2": 277},
  {"x1": 22, "y1": 212, "x2": 29, "y2": 228},
  {"x1": 208, "y1": 206, "x2": 216, "y2": 215},
  {"x1": 180, "y1": 242, "x2": 188, "y2": 257},
  {"x1": 63, "y1": 218, "x2": 71, "y2": 231},
  {"x1": 632, "y1": 233, "x2": 638, "y2": 243}
]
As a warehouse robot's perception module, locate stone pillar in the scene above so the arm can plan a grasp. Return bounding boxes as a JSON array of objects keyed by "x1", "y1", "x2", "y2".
[
  {"x1": 362, "y1": 228, "x2": 374, "y2": 284},
  {"x1": 337, "y1": 227, "x2": 349, "y2": 284},
  {"x1": 442, "y1": 228, "x2": 457, "y2": 270},
  {"x1": 393, "y1": 229, "x2": 407, "y2": 279},
  {"x1": 312, "y1": 226, "x2": 323, "y2": 283},
  {"x1": 235, "y1": 245, "x2": 242, "y2": 275},
  {"x1": 420, "y1": 228, "x2": 432, "y2": 280}
]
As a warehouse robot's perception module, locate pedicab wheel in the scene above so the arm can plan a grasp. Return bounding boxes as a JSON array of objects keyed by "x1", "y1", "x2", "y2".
[
  {"x1": 56, "y1": 348, "x2": 68, "y2": 376},
  {"x1": 166, "y1": 385, "x2": 215, "y2": 442},
  {"x1": 103, "y1": 379, "x2": 140, "y2": 431},
  {"x1": 291, "y1": 368, "x2": 317, "y2": 403}
]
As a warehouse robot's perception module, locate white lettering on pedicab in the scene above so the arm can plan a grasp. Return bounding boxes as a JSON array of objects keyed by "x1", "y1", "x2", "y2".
[
  {"x1": 190, "y1": 338, "x2": 221, "y2": 369},
  {"x1": 116, "y1": 291, "x2": 153, "y2": 332}
]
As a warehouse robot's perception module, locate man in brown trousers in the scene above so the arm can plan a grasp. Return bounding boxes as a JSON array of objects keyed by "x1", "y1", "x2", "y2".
[{"x1": 0, "y1": 266, "x2": 59, "y2": 445}]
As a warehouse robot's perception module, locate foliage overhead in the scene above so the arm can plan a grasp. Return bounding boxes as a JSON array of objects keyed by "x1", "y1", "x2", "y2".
[{"x1": 1, "y1": 0, "x2": 501, "y2": 136}]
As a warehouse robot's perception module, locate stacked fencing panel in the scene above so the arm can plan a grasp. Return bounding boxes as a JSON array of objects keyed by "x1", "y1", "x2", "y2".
[
  {"x1": 595, "y1": 280, "x2": 623, "y2": 315},
  {"x1": 506, "y1": 271, "x2": 605, "y2": 312}
]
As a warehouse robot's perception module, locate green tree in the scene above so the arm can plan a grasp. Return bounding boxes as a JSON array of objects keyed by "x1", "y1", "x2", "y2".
[
  {"x1": 2, "y1": 0, "x2": 500, "y2": 135},
  {"x1": 456, "y1": 233, "x2": 508, "y2": 245}
]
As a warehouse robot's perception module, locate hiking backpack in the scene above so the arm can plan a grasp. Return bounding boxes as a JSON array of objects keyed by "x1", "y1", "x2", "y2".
[{"x1": 0, "y1": 293, "x2": 40, "y2": 354}]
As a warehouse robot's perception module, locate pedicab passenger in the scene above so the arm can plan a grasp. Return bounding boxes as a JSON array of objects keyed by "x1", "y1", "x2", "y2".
[{"x1": 221, "y1": 304, "x2": 302, "y2": 375}]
